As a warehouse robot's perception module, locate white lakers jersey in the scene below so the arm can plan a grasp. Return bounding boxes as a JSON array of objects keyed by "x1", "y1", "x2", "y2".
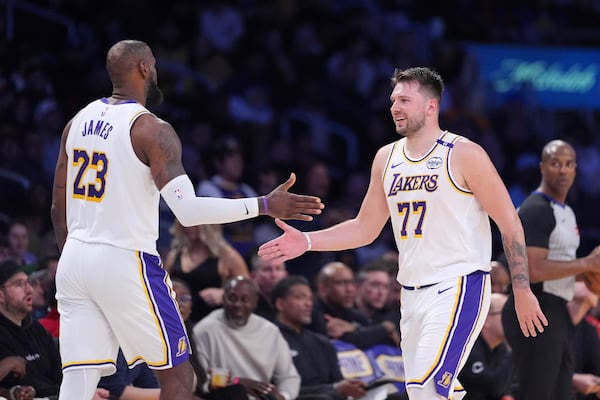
[
  {"x1": 383, "y1": 131, "x2": 492, "y2": 286},
  {"x1": 65, "y1": 98, "x2": 159, "y2": 254}
]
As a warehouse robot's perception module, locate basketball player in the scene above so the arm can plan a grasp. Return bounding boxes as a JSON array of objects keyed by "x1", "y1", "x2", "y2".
[
  {"x1": 258, "y1": 67, "x2": 547, "y2": 399},
  {"x1": 51, "y1": 39, "x2": 323, "y2": 400}
]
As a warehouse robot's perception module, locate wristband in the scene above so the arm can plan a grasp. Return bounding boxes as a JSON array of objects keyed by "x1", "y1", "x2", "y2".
[
  {"x1": 9, "y1": 385, "x2": 21, "y2": 400},
  {"x1": 303, "y1": 232, "x2": 312, "y2": 251},
  {"x1": 232, "y1": 376, "x2": 240, "y2": 385},
  {"x1": 262, "y1": 196, "x2": 269, "y2": 215}
]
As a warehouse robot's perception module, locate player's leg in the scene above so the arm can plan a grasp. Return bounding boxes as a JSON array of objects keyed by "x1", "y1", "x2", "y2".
[
  {"x1": 155, "y1": 361, "x2": 195, "y2": 400},
  {"x1": 59, "y1": 368, "x2": 103, "y2": 400},
  {"x1": 401, "y1": 271, "x2": 490, "y2": 400},
  {"x1": 96, "y1": 249, "x2": 193, "y2": 398},
  {"x1": 56, "y1": 240, "x2": 119, "y2": 399}
]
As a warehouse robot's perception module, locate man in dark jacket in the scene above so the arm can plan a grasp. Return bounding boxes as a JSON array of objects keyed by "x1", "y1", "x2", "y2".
[
  {"x1": 313, "y1": 262, "x2": 399, "y2": 349},
  {"x1": 273, "y1": 275, "x2": 367, "y2": 400},
  {"x1": 0, "y1": 259, "x2": 62, "y2": 399}
]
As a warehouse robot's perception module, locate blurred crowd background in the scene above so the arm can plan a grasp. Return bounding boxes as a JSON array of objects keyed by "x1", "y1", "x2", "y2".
[{"x1": 1, "y1": 0, "x2": 599, "y2": 272}]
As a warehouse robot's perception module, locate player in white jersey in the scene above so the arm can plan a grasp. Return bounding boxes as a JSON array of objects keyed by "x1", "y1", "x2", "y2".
[
  {"x1": 258, "y1": 67, "x2": 547, "y2": 399},
  {"x1": 51, "y1": 40, "x2": 324, "y2": 400}
]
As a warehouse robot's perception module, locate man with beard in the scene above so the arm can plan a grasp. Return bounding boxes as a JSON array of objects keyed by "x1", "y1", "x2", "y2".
[
  {"x1": 272, "y1": 275, "x2": 367, "y2": 400},
  {"x1": 0, "y1": 259, "x2": 60, "y2": 400},
  {"x1": 259, "y1": 67, "x2": 547, "y2": 399},
  {"x1": 193, "y1": 276, "x2": 300, "y2": 400},
  {"x1": 51, "y1": 40, "x2": 323, "y2": 400}
]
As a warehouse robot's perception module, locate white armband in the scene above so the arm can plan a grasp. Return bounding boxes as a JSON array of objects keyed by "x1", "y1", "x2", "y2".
[{"x1": 160, "y1": 175, "x2": 259, "y2": 227}]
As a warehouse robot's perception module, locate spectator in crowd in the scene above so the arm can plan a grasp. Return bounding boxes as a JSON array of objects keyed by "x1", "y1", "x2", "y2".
[
  {"x1": 196, "y1": 136, "x2": 259, "y2": 259},
  {"x1": 0, "y1": 238, "x2": 10, "y2": 263},
  {"x1": 6, "y1": 221, "x2": 37, "y2": 268},
  {"x1": 490, "y1": 255, "x2": 510, "y2": 295},
  {"x1": 314, "y1": 262, "x2": 400, "y2": 349},
  {"x1": 171, "y1": 277, "x2": 207, "y2": 398},
  {"x1": 502, "y1": 140, "x2": 600, "y2": 400},
  {"x1": 249, "y1": 251, "x2": 288, "y2": 322},
  {"x1": 0, "y1": 259, "x2": 109, "y2": 400},
  {"x1": 97, "y1": 349, "x2": 160, "y2": 400},
  {"x1": 0, "y1": 356, "x2": 36, "y2": 400},
  {"x1": 193, "y1": 276, "x2": 300, "y2": 400},
  {"x1": 567, "y1": 282, "x2": 600, "y2": 399},
  {"x1": 354, "y1": 262, "x2": 392, "y2": 323},
  {"x1": 38, "y1": 276, "x2": 58, "y2": 339},
  {"x1": 459, "y1": 293, "x2": 515, "y2": 400},
  {"x1": 165, "y1": 222, "x2": 249, "y2": 322},
  {"x1": 272, "y1": 275, "x2": 367, "y2": 400},
  {"x1": 28, "y1": 269, "x2": 49, "y2": 319},
  {"x1": 0, "y1": 259, "x2": 61, "y2": 398}
]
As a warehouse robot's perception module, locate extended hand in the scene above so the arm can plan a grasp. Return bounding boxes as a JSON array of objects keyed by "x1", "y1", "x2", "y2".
[
  {"x1": 258, "y1": 219, "x2": 309, "y2": 262},
  {"x1": 264, "y1": 173, "x2": 324, "y2": 221},
  {"x1": 513, "y1": 287, "x2": 548, "y2": 337}
]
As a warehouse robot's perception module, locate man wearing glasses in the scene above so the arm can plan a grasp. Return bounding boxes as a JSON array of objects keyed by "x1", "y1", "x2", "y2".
[{"x1": 0, "y1": 259, "x2": 61, "y2": 400}]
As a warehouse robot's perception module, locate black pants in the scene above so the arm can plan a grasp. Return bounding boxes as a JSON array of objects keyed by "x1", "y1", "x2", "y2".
[{"x1": 502, "y1": 292, "x2": 574, "y2": 400}]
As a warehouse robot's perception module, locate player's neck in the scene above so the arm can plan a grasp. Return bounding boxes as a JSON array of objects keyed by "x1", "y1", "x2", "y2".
[{"x1": 404, "y1": 127, "x2": 444, "y2": 158}]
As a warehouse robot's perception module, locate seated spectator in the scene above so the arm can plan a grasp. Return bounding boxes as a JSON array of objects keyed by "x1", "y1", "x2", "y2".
[
  {"x1": 164, "y1": 222, "x2": 249, "y2": 323},
  {"x1": 490, "y1": 254, "x2": 510, "y2": 295},
  {"x1": 459, "y1": 293, "x2": 514, "y2": 400},
  {"x1": 171, "y1": 277, "x2": 208, "y2": 398},
  {"x1": 0, "y1": 259, "x2": 61, "y2": 398},
  {"x1": 196, "y1": 136, "x2": 259, "y2": 259},
  {"x1": 28, "y1": 268, "x2": 49, "y2": 319},
  {"x1": 38, "y1": 277, "x2": 58, "y2": 339},
  {"x1": 193, "y1": 276, "x2": 300, "y2": 400},
  {"x1": 0, "y1": 259, "x2": 109, "y2": 400},
  {"x1": 314, "y1": 262, "x2": 399, "y2": 349},
  {"x1": 249, "y1": 251, "x2": 288, "y2": 322},
  {"x1": 6, "y1": 221, "x2": 37, "y2": 268},
  {"x1": 97, "y1": 349, "x2": 160, "y2": 400},
  {"x1": 569, "y1": 282, "x2": 600, "y2": 399},
  {"x1": 0, "y1": 356, "x2": 36, "y2": 400},
  {"x1": 355, "y1": 261, "x2": 399, "y2": 330},
  {"x1": 272, "y1": 275, "x2": 367, "y2": 400}
]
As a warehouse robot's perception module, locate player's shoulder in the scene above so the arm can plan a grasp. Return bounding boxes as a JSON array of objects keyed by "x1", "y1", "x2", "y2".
[
  {"x1": 449, "y1": 135, "x2": 492, "y2": 167},
  {"x1": 450, "y1": 135, "x2": 484, "y2": 154},
  {"x1": 375, "y1": 141, "x2": 398, "y2": 159},
  {"x1": 132, "y1": 113, "x2": 174, "y2": 136}
]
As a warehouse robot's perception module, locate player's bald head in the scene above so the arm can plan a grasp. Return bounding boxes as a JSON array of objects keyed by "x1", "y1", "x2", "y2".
[{"x1": 106, "y1": 40, "x2": 151, "y2": 87}]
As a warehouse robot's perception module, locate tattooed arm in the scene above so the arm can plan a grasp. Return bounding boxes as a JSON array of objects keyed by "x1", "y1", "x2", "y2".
[
  {"x1": 454, "y1": 139, "x2": 548, "y2": 337},
  {"x1": 130, "y1": 114, "x2": 186, "y2": 190}
]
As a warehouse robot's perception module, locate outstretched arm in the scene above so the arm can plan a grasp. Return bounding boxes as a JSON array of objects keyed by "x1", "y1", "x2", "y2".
[
  {"x1": 131, "y1": 115, "x2": 323, "y2": 226},
  {"x1": 455, "y1": 139, "x2": 548, "y2": 337},
  {"x1": 259, "y1": 145, "x2": 392, "y2": 262}
]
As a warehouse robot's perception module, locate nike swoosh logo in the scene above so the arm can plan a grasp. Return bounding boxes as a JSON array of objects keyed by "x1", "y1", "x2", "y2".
[
  {"x1": 244, "y1": 203, "x2": 249, "y2": 215},
  {"x1": 391, "y1": 162, "x2": 404, "y2": 168},
  {"x1": 437, "y1": 287, "x2": 452, "y2": 295}
]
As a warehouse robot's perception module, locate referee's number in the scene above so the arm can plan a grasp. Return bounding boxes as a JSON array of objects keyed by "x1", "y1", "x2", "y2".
[
  {"x1": 396, "y1": 200, "x2": 426, "y2": 238},
  {"x1": 72, "y1": 149, "x2": 108, "y2": 202}
]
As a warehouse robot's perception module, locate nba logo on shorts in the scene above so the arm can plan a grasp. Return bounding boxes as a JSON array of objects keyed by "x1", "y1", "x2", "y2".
[{"x1": 174, "y1": 188, "x2": 183, "y2": 199}]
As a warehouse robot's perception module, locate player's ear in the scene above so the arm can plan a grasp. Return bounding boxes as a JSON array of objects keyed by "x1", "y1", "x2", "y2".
[{"x1": 138, "y1": 59, "x2": 149, "y2": 79}]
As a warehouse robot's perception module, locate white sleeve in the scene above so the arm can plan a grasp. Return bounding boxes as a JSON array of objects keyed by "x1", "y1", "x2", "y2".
[{"x1": 160, "y1": 174, "x2": 259, "y2": 227}]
